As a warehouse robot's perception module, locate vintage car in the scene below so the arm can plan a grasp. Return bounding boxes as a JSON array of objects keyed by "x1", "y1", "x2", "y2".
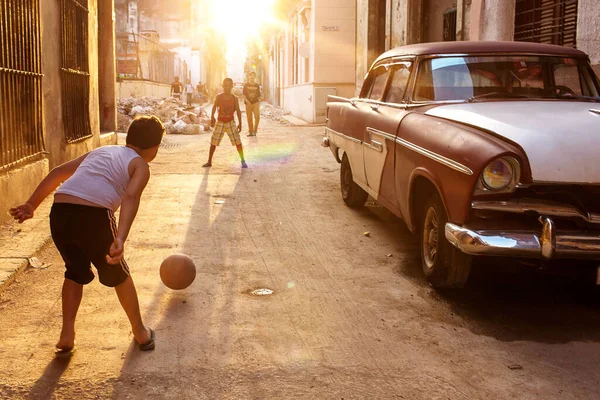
[{"x1": 323, "y1": 41, "x2": 600, "y2": 288}]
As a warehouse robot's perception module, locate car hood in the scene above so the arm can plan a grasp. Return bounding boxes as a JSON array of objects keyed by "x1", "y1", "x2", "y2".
[{"x1": 425, "y1": 101, "x2": 600, "y2": 183}]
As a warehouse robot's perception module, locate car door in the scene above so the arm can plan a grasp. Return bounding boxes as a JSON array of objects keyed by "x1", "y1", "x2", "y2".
[
  {"x1": 337, "y1": 66, "x2": 389, "y2": 192},
  {"x1": 363, "y1": 62, "x2": 413, "y2": 209}
]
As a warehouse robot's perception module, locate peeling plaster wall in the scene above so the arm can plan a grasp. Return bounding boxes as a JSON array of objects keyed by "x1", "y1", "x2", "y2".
[
  {"x1": 470, "y1": 0, "x2": 514, "y2": 41},
  {"x1": 356, "y1": 0, "x2": 369, "y2": 94},
  {"x1": 577, "y1": 0, "x2": 600, "y2": 73},
  {"x1": 42, "y1": 0, "x2": 103, "y2": 170}
]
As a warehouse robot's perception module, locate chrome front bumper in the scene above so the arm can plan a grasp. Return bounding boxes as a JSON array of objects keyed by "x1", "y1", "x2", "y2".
[{"x1": 446, "y1": 216, "x2": 600, "y2": 260}]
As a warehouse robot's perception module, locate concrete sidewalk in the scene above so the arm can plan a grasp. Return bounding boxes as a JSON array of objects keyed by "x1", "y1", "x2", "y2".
[{"x1": 0, "y1": 196, "x2": 54, "y2": 293}]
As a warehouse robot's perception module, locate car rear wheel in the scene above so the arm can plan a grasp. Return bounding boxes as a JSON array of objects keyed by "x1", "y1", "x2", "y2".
[
  {"x1": 340, "y1": 153, "x2": 368, "y2": 208},
  {"x1": 420, "y1": 191, "x2": 472, "y2": 288}
]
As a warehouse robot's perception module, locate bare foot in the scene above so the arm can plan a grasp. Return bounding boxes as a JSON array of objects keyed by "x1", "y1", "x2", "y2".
[{"x1": 202, "y1": 162, "x2": 212, "y2": 167}]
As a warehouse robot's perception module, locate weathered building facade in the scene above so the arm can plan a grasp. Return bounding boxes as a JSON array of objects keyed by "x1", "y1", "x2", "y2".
[
  {"x1": 115, "y1": 0, "x2": 226, "y2": 96},
  {"x1": 269, "y1": 0, "x2": 357, "y2": 123},
  {"x1": 0, "y1": 0, "x2": 117, "y2": 224},
  {"x1": 356, "y1": 0, "x2": 600, "y2": 92}
]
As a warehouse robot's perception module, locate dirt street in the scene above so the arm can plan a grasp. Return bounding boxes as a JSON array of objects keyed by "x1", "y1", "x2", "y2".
[{"x1": 1, "y1": 117, "x2": 600, "y2": 399}]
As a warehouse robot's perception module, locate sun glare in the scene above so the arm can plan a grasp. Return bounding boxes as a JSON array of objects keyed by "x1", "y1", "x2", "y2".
[{"x1": 207, "y1": 0, "x2": 278, "y2": 80}]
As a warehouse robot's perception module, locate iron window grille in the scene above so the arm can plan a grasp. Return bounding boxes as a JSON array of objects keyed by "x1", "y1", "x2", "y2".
[
  {"x1": 443, "y1": 8, "x2": 457, "y2": 42},
  {"x1": 514, "y1": 0, "x2": 578, "y2": 47},
  {"x1": 0, "y1": 0, "x2": 45, "y2": 171},
  {"x1": 60, "y1": 0, "x2": 91, "y2": 143}
]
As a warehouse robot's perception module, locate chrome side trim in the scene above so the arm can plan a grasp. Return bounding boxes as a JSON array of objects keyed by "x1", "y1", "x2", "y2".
[
  {"x1": 395, "y1": 137, "x2": 474, "y2": 175},
  {"x1": 590, "y1": 109, "x2": 600, "y2": 115},
  {"x1": 445, "y1": 221, "x2": 600, "y2": 259},
  {"x1": 366, "y1": 127, "x2": 396, "y2": 142},
  {"x1": 472, "y1": 199, "x2": 600, "y2": 224},
  {"x1": 325, "y1": 127, "x2": 362, "y2": 144},
  {"x1": 363, "y1": 141, "x2": 383, "y2": 152}
]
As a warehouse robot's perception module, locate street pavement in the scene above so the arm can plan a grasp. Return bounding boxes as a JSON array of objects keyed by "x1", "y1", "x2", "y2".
[{"x1": 1, "y1": 116, "x2": 600, "y2": 399}]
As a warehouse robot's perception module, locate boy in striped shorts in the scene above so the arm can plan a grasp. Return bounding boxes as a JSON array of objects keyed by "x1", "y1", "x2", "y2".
[{"x1": 203, "y1": 78, "x2": 248, "y2": 168}]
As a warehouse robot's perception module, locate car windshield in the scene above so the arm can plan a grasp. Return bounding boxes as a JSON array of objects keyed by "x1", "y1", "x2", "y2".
[{"x1": 413, "y1": 55, "x2": 600, "y2": 102}]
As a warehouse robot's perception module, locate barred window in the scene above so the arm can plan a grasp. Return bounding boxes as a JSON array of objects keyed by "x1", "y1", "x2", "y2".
[
  {"x1": 61, "y1": 0, "x2": 91, "y2": 142},
  {"x1": 514, "y1": 0, "x2": 578, "y2": 48},
  {"x1": 0, "y1": 0, "x2": 45, "y2": 171}
]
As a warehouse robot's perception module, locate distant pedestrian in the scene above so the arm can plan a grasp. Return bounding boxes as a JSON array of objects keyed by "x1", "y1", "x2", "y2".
[
  {"x1": 203, "y1": 78, "x2": 247, "y2": 169},
  {"x1": 10, "y1": 116, "x2": 165, "y2": 357},
  {"x1": 185, "y1": 80, "x2": 194, "y2": 105},
  {"x1": 196, "y1": 81, "x2": 206, "y2": 104},
  {"x1": 170, "y1": 76, "x2": 183, "y2": 100},
  {"x1": 243, "y1": 71, "x2": 262, "y2": 136}
]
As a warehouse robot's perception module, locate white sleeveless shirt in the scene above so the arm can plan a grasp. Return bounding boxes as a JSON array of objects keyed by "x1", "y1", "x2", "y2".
[{"x1": 56, "y1": 146, "x2": 142, "y2": 211}]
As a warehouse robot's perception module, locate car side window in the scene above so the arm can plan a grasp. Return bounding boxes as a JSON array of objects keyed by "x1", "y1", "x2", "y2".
[
  {"x1": 367, "y1": 67, "x2": 389, "y2": 100},
  {"x1": 384, "y1": 64, "x2": 412, "y2": 103},
  {"x1": 553, "y1": 64, "x2": 583, "y2": 96}
]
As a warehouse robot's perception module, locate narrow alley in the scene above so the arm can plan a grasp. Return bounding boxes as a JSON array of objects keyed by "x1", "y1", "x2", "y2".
[{"x1": 1, "y1": 118, "x2": 600, "y2": 399}]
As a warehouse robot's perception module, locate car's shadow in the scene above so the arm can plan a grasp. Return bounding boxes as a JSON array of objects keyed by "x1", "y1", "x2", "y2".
[{"x1": 359, "y1": 201, "x2": 600, "y2": 344}]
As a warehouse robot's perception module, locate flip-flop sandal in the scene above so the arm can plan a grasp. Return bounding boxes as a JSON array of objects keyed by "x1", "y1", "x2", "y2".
[
  {"x1": 54, "y1": 343, "x2": 77, "y2": 358},
  {"x1": 138, "y1": 328, "x2": 155, "y2": 351}
]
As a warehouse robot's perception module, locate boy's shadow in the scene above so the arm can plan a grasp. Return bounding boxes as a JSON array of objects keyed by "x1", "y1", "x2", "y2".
[{"x1": 26, "y1": 357, "x2": 71, "y2": 399}]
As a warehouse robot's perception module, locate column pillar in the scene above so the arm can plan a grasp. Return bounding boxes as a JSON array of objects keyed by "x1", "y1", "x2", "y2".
[
  {"x1": 471, "y1": 0, "x2": 515, "y2": 41},
  {"x1": 98, "y1": 0, "x2": 117, "y2": 132}
]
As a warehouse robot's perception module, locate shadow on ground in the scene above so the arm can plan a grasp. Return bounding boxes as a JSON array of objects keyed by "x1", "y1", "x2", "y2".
[{"x1": 360, "y1": 201, "x2": 600, "y2": 344}]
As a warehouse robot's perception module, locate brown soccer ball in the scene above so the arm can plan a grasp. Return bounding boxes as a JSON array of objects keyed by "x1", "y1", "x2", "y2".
[{"x1": 159, "y1": 254, "x2": 196, "y2": 290}]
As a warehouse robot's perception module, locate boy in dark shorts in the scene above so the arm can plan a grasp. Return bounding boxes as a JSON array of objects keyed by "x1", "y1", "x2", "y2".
[
  {"x1": 202, "y1": 78, "x2": 248, "y2": 168},
  {"x1": 10, "y1": 115, "x2": 164, "y2": 357}
]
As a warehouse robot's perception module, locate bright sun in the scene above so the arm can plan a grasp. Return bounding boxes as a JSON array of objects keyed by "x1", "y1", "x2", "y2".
[{"x1": 207, "y1": 0, "x2": 278, "y2": 80}]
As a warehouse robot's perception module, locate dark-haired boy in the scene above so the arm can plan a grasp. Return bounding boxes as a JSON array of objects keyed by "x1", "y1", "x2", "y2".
[
  {"x1": 10, "y1": 115, "x2": 165, "y2": 356},
  {"x1": 243, "y1": 71, "x2": 262, "y2": 136},
  {"x1": 203, "y1": 78, "x2": 247, "y2": 168}
]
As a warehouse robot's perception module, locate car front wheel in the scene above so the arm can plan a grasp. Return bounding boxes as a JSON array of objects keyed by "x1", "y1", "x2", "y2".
[
  {"x1": 340, "y1": 153, "x2": 368, "y2": 208},
  {"x1": 420, "y1": 192, "x2": 472, "y2": 288}
]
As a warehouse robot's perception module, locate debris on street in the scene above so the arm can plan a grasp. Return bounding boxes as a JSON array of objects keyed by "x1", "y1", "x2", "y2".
[
  {"x1": 260, "y1": 103, "x2": 291, "y2": 125},
  {"x1": 28, "y1": 257, "x2": 50, "y2": 269},
  {"x1": 117, "y1": 96, "x2": 212, "y2": 135}
]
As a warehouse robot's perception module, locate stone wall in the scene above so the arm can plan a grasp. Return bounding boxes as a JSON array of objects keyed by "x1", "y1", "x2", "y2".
[{"x1": 117, "y1": 80, "x2": 172, "y2": 99}]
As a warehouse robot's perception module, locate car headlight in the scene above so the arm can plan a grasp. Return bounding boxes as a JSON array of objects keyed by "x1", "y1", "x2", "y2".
[{"x1": 482, "y1": 158, "x2": 514, "y2": 190}]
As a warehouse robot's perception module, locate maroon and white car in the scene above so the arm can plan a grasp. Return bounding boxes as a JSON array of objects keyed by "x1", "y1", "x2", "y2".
[{"x1": 323, "y1": 41, "x2": 600, "y2": 288}]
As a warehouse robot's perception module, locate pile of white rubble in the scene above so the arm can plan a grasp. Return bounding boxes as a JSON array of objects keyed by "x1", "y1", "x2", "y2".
[
  {"x1": 260, "y1": 103, "x2": 291, "y2": 123},
  {"x1": 117, "y1": 96, "x2": 211, "y2": 135}
]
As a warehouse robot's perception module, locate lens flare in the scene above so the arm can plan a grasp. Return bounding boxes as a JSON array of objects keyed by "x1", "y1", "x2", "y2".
[
  {"x1": 207, "y1": 0, "x2": 278, "y2": 79},
  {"x1": 223, "y1": 140, "x2": 298, "y2": 167}
]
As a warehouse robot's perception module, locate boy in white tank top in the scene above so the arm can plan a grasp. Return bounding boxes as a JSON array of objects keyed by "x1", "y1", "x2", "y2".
[{"x1": 10, "y1": 115, "x2": 164, "y2": 356}]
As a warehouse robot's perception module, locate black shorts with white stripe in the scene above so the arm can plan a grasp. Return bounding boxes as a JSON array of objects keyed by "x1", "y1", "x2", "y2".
[{"x1": 50, "y1": 202, "x2": 130, "y2": 287}]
